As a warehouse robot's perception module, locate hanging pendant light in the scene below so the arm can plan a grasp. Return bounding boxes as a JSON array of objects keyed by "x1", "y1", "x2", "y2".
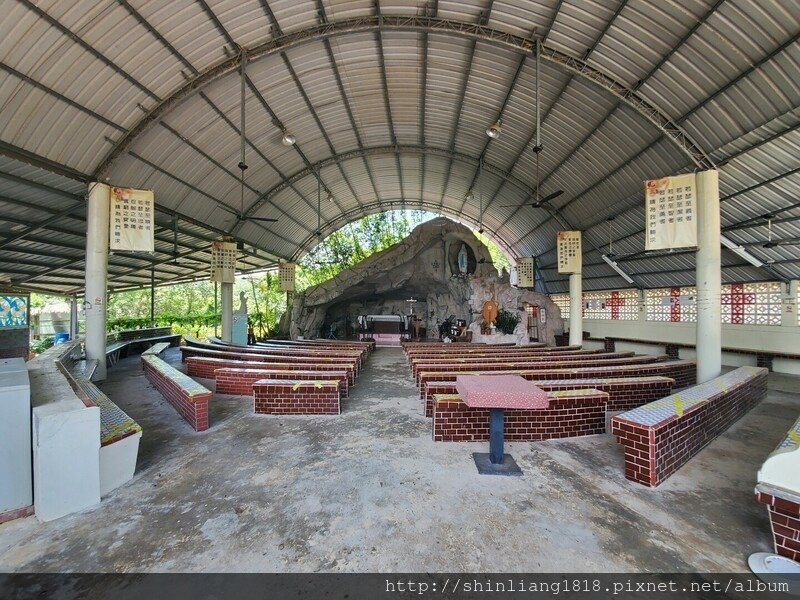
[
  {"x1": 485, "y1": 118, "x2": 502, "y2": 139},
  {"x1": 281, "y1": 129, "x2": 296, "y2": 146}
]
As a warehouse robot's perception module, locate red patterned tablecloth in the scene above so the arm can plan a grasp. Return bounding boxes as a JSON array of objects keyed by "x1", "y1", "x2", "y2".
[{"x1": 455, "y1": 374, "x2": 549, "y2": 409}]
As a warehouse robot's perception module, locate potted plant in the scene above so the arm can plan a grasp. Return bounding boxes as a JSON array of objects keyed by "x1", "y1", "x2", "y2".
[
  {"x1": 480, "y1": 319, "x2": 491, "y2": 335},
  {"x1": 495, "y1": 308, "x2": 521, "y2": 335}
]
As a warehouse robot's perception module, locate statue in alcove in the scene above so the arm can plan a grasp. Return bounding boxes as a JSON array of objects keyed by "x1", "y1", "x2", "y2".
[{"x1": 458, "y1": 243, "x2": 469, "y2": 275}]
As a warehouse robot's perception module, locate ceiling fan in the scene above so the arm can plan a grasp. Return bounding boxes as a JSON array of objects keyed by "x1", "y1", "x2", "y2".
[
  {"x1": 500, "y1": 40, "x2": 564, "y2": 210},
  {"x1": 761, "y1": 214, "x2": 800, "y2": 248},
  {"x1": 234, "y1": 50, "x2": 278, "y2": 225}
]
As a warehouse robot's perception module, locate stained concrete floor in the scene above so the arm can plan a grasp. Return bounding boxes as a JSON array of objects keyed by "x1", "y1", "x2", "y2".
[{"x1": 0, "y1": 347, "x2": 798, "y2": 573}]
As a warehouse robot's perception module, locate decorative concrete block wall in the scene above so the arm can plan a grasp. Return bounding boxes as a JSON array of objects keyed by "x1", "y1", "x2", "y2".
[
  {"x1": 611, "y1": 366, "x2": 768, "y2": 487},
  {"x1": 253, "y1": 379, "x2": 340, "y2": 415},
  {"x1": 142, "y1": 356, "x2": 211, "y2": 431},
  {"x1": 431, "y1": 389, "x2": 607, "y2": 442}
]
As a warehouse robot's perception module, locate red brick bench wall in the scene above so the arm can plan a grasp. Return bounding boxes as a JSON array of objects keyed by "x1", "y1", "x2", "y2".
[
  {"x1": 185, "y1": 356, "x2": 355, "y2": 385},
  {"x1": 423, "y1": 376, "x2": 675, "y2": 417},
  {"x1": 432, "y1": 390, "x2": 608, "y2": 442},
  {"x1": 413, "y1": 354, "x2": 663, "y2": 383},
  {"x1": 142, "y1": 355, "x2": 211, "y2": 432},
  {"x1": 755, "y1": 486, "x2": 800, "y2": 561},
  {"x1": 253, "y1": 379, "x2": 340, "y2": 415},
  {"x1": 417, "y1": 360, "x2": 695, "y2": 400},
  {"x1": 215, "y1": 367, "x2": 349, "y2": 397},
  {"x1": 410, "y1": 351, "x2": 639, "y2": 378},
  {"x1": 180, "y1": 346, "x2": 359, "y2": 376},
  {"x1": 611, "y1": 366, "x2": 768, "y2": 487}
]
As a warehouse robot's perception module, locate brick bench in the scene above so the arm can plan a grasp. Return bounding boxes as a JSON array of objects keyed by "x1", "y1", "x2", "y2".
[
  {"x1": 180, "y1": 346, "x2": 360, "y2": 377},
  {"x1": 413, "y1": 354, "x2": 664, "y2": 383},
  {"x1": 215, "y1": 367, "x2": 349, "y2": 398},
  {"x1": 432, "y1": 389, "x2": 608, "y2": 442},
  {"x1": 185, "y1": 356, "x2": 356, "y2": 385},
  {"x1": 611, "y1": 366, "x2": 768, "y2": 487},
  {"x1": 405, "y1": 345, "x2": 587, "y2": 363},
  {"x1": 754, "y1": 414, "x2": 800, "y2": 561},
  {"x1": 410, "y1": 351, "x2": 639, "y2": 379},
  {"x1": 423, "y1": 375, "x2": 675, "y2": 417},
  {"x1": 417, "y1": 359, "x2": 695, "y2": 400},
  {"x1": 142, "y1": 355, "x2": 211, "y2": 432},
  {"x1": 253, "y1": 379, "x2": 340, "y2": 415},
  {"x1": 190, "y1": 336, "x2": 365, "y2": 369}
]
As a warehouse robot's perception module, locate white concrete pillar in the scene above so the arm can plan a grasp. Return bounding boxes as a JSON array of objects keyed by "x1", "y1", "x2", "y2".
[
  {"x1": 69, "y1": 295, "x2": 79, "y2": 340},
  {"x1": 569, "y1": 272, "x2": 583, "y2": 346},
  {"x1": 696, "y1": 169, "x2": 722, "y2": 383},
  {"x1": 85, "y1": 183, "x2": 110, "y2": 380},
  {"x1": 221, "y1": 282, "x2": 233, "y2": 342}
]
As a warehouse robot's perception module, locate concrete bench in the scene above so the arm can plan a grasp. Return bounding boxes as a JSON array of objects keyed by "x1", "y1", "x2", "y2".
[
  {"x1": 180, "y1": 346, "x2": 360, "y2": 379},
  {"x1": 755, "y1": 414, "x2": 800, "y2": 561},
  {"x1": 252, "y1": 379, "x2": 340, "y2": 415},
  {"x1": 432, "y1": 389, "x2": 608, "y2": 442},
  {"x1": 422, "y1": 375, "x2": 675, "y2": 417},
  {"x1": 141, "y1": 342, "x2": 171, "y2": 357},
  {"x1": 416, "y1": 359, "x2": 696, "y2": 400},
  {"x1": 413, "y1": 353, "x2": 665, "y2": 384},
  {"x1": 57, "y1": 346, "x2": 142, "y2": 498},
  {"x1": 215, "y1": 367, "x2": 349, "y2": 398},
  {"x1": 611, "y1": 366, "x2": 768, "y2": 487},
  {"x1": 185, "y1": 356, "x2": 356, "y2": 386},
  {"x1": 142, "y1": 355, "x2": 211, "y2": 432},
  {"x1": 410, "y1": 350, "x2": 638, "y2": 378},
  {"x1": 192, "y1": 335, "x2": 367, "y2": 366}
]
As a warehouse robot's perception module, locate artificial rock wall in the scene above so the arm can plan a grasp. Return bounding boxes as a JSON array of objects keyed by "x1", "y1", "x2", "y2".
[{"x1": 286, "y1": 218, "x2": 563, "y2": 344}]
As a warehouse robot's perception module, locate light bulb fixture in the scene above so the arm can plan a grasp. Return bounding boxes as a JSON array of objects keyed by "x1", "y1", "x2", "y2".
[
  {"x1": 486, "y1": 118, "x2": 502, "y2": 139},
  {"x1": 601, "y1": 254, "x2": 635, "y2": 284},
  {"x1": 465, "y1": 189, "x2": 474, "y2": 202},
  {"x1": 327, "y1": 191, "x2": 334, "y2": 203},
  {"x1": 281, "y1": 130, "x2": 296, "y2": 146}
]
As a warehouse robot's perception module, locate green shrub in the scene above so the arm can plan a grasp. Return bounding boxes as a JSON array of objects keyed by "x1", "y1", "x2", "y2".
[{"x1": 495, "y1": 308, "x2": 521, "y2": 335}]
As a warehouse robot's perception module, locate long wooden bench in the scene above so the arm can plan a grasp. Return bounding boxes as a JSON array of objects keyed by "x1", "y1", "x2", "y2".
[
  {"x1": 422, "y1": 375, "x2": 675, "y2": 417},
  {"x1": 611, "y1": 366, "x2": 768, "y2": 487},
  {"x1": 57, "y1": 344, "x2": 142, "y2": 496},
  {"x1": 215, "y1": 367, "x2": 349, "y2": 398},
  {"x1": 417, "y1": 360, "x2": 696, "y2": 400},
  {"x1": 253, "y1": 379, "x2": 340, "y2": 415},
  {"x1": 432, "y1": 389, "x2": 608, "y2": 442},
  {"x1": 142, "y1": 355, "x2": 212, "y2": 432},
  {"x1": 185, "y1": 356, "x2": 356, "y2": 386}
]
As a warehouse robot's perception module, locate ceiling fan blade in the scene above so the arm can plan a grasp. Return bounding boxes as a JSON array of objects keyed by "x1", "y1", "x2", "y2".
[{"x1": 538, "y1": 190, "x2": 564, "y2": 204}]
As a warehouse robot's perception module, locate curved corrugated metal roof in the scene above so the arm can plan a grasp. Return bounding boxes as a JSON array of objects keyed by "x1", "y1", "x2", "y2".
[{"x1": 1, "y1": 0, "x2": 798, "y2": 294}]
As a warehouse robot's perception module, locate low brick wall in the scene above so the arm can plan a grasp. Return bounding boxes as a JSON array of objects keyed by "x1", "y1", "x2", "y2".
[
  {"x1": 755, "y1": 485, "x2": 800, "y2": 561},
  {"x1": 185, "y1": 355, "x2": 355, "y2": 385},
  {"x1": 611, "y1": 366, "x2": 768, "y2": 487},
  {"x1": 142, "y1": 355, "x2": 211, "y2": 431},
  {"x1": 215, "y1": 367, "x2": 349, "y2": 397},
  {"x1": 405, "y1": 346, "x2": 588, "y2": 364},
  {"x1": 423, "y1": 376, "x2": 674, "y2": 417},
  {"x1": 417, "y1": 360, "x2": 695, "y2": 401},
  {"x1": 253, "y1": 379, "x2": 340, "y2": 415},
  {"x1": 432, "y1": 389, "x2": 607, "y2": 442}
]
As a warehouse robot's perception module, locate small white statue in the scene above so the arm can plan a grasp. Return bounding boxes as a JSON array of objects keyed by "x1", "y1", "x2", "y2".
[
  {"x1": 458, "y1": 243, "x2": 468, "y2": 274},
  {"x1": 236, "y1": 291, "x2": 248, "y2": 315}
]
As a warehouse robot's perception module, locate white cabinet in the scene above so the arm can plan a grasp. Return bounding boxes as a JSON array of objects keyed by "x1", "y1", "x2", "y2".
[{"x1": 0, "y1": 358, "x2": 32, "y2": 520}]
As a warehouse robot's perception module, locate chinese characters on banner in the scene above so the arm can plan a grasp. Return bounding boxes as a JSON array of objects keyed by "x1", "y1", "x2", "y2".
[
  {"x1": 210, "y1": 241, "x2": 237, "y2": 284},
  {"x1": 645, "y1": 173, "x2": 697, "y2": 251},
  {"x1": 515, "y1": 257, "x2": 535, "y2": 288},
  {"x1": 109, "y1": 187, "x2": 154, "y2": 252},
  {"x1": 556, "y1": 231, "x2": 582, "y2": 274},
  {"x1": 278, "y1": 262, "x2": 296, "y2": 292}
]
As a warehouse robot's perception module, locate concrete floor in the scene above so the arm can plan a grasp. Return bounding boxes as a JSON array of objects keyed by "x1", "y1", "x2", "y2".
[{"x1": 0, "y1": 347, "x2": 798, "y2": 573}]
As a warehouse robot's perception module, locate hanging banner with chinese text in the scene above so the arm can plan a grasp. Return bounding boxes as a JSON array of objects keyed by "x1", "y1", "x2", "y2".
[
  {"x1": 279, "y1": 262, "x2": 296, "y2": 292},
  {"x1": 515, "y1": 257, "x2": 535, "y2": 288},
  {"x1": 557, "y1": 231, "x2": 582, "y2": 274},
  {"x1": 645, "y1": 173, "x2": 697, "y2": 251},
  {"x1": 109, "y1": 187, "x2": 154, "y2": 252},
  {"x1": 210, "y1": 241, "x2": 237, "y2": 284}
]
